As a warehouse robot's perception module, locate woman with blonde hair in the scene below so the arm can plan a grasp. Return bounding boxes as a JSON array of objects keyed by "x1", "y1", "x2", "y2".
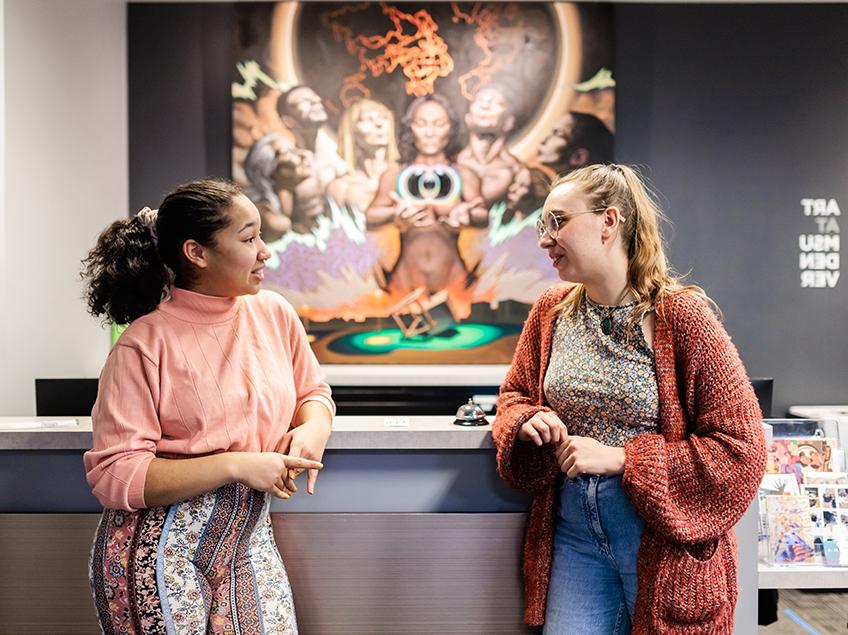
[
  {"x1": 328, "y1": 98, "x2": 399, "y2": 212},
  {"x1": 493, "y1": 163, "x2": 766, "y2": 633}
]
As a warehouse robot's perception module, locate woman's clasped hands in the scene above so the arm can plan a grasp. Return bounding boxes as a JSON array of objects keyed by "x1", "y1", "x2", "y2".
[
  {"x1": 517, "y1": 411, "x2": 625, "y2": 477},
  {"x1": 278, "y1": 418, "x2": 333, "y2": 496},
  {"x1": 230, "y1": 451, "x2": 323, "y2": 501}
]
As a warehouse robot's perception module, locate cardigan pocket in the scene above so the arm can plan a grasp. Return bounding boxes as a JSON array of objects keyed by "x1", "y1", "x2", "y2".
[{"x1": 655, "y1": 534, "x2": 731, "y2": 625}]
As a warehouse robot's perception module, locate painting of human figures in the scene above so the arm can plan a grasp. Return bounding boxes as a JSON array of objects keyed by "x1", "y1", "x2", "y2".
[{"x1": 232, "y1": 2, "x2": 614, "y2": 363}]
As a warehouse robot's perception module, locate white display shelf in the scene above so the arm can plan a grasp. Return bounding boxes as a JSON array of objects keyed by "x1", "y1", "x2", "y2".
[
  {"x1": 789, "y1": 405, "x2": 848, "y2": 420},
  {"x1": 759, "y1": 563, "x2": 848, "y2": 589}
]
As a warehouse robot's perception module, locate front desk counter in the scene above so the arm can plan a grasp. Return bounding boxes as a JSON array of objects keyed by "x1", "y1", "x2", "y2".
[{"x1": 0, "y1": 417, "x2": 758, "y2": 634}]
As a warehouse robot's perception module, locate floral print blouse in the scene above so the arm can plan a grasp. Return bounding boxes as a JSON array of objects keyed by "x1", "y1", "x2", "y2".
[{"x1": 543, "y1": 296, "x2": 659, "y2": 446}]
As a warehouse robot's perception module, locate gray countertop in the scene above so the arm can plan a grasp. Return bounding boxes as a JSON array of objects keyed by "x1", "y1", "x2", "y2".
[{"x1": 0, "y1": 415, "x2": 495, "y2": 451}]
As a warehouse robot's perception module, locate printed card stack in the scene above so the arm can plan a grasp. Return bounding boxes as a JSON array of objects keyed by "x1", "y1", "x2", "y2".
[
  {"x1": 803, "y1": 472, "x2": 848, "y2": 565},
  {"x1": 760, "y1": 433, "x2": 848, "y2": 566},
  {"x1": 764, "y1": 495, "x2": 817, "y2": 565},
  {"x1": 766, "y1": 438, "x2": 835, "y2": 485}
]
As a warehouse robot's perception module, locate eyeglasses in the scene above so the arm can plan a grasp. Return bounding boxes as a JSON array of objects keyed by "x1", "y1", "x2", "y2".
[{"x1": 535, "y1": 208, "x2": 609, "y2": 241}]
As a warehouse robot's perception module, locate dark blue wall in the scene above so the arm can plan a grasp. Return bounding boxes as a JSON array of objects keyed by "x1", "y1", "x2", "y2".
[{"x1": 614, "y1": 4, "x2": 848, "y2": 414}]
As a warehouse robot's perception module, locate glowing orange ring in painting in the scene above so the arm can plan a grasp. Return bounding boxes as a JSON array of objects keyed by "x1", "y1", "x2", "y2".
[{"x1": 269, "y1": 2, "x2": 582, "y2": 164}]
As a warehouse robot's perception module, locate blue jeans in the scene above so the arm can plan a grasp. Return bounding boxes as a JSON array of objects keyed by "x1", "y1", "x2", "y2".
[{"x1": 544, "y1": 475, "x2": 645, "y2": 635}]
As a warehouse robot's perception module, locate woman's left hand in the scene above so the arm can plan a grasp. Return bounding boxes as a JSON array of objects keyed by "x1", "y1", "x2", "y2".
[
  {"x1": 555, "y1": 436, "x2": 625, "y2": 478},
  {"x1": 279, "y1": 420, "x2": 332, "y2": 495}
]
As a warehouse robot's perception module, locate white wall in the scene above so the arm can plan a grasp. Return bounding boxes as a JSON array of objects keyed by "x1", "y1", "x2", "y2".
[
  {"x1": 1, "y1": 0, "x2": 127, "y2": 415},
  {"x1": 0, "y1": 1, "x2": 6, "y2": 406}
]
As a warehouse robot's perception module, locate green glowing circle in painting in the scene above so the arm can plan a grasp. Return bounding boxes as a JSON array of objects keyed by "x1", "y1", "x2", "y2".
[{"x1": 328, "y1": 324, "x2": 516, "y2": 355}]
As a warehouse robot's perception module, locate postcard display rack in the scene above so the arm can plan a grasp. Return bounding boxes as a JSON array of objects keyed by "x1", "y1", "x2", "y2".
[{"x1": 759, "y1": 416, "x2": 848, "y2": 588}]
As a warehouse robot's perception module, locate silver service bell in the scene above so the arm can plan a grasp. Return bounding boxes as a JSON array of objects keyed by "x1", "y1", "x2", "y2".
[{"x1": 453, "y1": 398, "x2": 489, "y2": 427}]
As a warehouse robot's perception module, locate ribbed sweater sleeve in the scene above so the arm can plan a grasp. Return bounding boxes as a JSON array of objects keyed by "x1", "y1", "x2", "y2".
[
  {"x1": 493, "y1": 288, "x2": 561, "y2": 494},
  {"x1": 622, "y1": 295, "x2": 767, "y2": 546},
  {"x1": 84, "y1": 343, "x2": 161, "y2": 512}
]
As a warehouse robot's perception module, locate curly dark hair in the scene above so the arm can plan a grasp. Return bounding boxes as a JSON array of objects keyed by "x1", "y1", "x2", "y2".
[
  {"x1": 81, "y1": 178, "x2": 241, "y2": 324},
  {"x1": 398, "y1": 94, "x2": 465, "y2": 164}
]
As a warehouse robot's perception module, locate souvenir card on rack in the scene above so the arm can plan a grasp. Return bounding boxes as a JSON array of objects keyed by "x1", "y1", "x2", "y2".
[
  {"x1": 821, "y1": 510, "x2": 839, "y2": 531},
  {"x1": 820, "y1": 487, "x2": 839, "y2": 510},
  {"x1": 838, "y1": 487, "x2": 848, "y2": 510},
  {"x1": 804, "y1": 471, "x2": 848, "y2": 486},
  {"x1": 766, "y1": 438, "x2": 834, "y2": 485},
  {"x1": 803, "y1": 484, "x2": 844, "y2": 552},
  {"x1": 804, "y1": 486, "x2": 822, "y2": 509},
  {"x1": 758, "y1": 473, "x2": 802, "y2": 538},
  {"x1": 765, "y1": 495, "x2": 817, "y2": 565},
  {"x1": 822, "y1": 539, "x2": 841, "y2": 566},
  {"x1": 761, "y1": 473, "x2": 802, "y2": 496},
  {"x1": 809, "y1": 509, "x2": 824, "y2": 534}
]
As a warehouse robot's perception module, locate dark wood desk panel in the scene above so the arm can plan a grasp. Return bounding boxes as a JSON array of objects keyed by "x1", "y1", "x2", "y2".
[
  {"x1": 0, "y1": 514, "x2": 99, "y2": 633},
  {"x1": 0, "y1": 513, "x2": 537, "y2": 634},
  {"x1": 274, "y1": 513, "x2": 535, "y2": 633}
]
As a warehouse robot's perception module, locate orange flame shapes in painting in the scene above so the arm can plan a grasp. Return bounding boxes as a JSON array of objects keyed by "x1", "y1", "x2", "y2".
[
  {"x1": 320, "y1": 2, "x2": 454, "y2": 105},
  {"x1": 320, "y1": 3, "x2": 528, "y2": 106},
  {"x1": 451, "y1": 3, "x2": 526, "y2": 100},
  {"x1": 288, "y1": 275, "x2": 490, "y2": 324}
]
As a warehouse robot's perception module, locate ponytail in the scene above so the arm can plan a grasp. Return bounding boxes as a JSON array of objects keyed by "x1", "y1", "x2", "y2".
[
  {"x1": 81, "y1": 212, "x2": 170, "y2": 324},
  {"x1": 615, "y1": 166, "x2": 669, "y2": 304}
]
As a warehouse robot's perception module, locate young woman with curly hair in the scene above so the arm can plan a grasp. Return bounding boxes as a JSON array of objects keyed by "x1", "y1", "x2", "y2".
[{"x1": 81, "y1": 179, "x2": 333, "y2": 634}]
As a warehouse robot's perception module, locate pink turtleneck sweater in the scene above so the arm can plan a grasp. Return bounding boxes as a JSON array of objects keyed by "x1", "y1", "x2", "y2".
[{"x1": 84, "y1": 288, "x2": 335, "y2": 512}]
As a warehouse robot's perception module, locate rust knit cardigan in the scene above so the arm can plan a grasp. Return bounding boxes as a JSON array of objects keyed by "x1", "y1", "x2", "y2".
[{"x1": 493, "y1": 284, "x2": 767, "y2": 633}]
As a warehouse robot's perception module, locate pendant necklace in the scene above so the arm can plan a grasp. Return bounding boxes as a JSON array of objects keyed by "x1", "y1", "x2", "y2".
[
  {"x1": 600, "y1": 311, "x2": 614, "y2": 336},
  {"x1": 587, "y1": 290, "x2": 635, "y2": 336}
]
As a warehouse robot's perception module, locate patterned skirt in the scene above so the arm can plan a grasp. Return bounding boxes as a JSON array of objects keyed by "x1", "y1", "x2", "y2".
[{"x1": 89, "y1": 482, "x2": 297, "y2": 634}]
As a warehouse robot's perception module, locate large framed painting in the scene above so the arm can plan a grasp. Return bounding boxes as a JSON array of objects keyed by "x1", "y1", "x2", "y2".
[{"x1": 232, "y1": 2, "x2": 614, "y2": 364}]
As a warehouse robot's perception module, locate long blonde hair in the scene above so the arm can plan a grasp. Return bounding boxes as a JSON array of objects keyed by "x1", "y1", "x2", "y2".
[
  {"x1": 549, "y1": 163, "x2": 712, "y2": 321},
  {"x1": 336, "y1": 99, "x2": 400, "y2": 171}
]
